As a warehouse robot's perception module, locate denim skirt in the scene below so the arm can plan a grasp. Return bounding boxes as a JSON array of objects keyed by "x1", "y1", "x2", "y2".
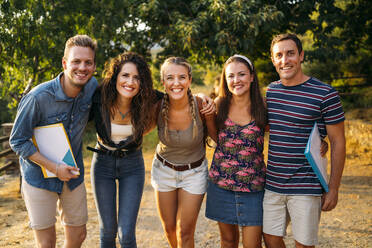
[{"x1": 205, "y1": 180, "x2": 264, "y2": 226}]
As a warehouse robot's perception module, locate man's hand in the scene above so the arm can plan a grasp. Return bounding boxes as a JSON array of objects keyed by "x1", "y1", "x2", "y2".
[
  {"x1": 320, "y1": 139, "x2": 328, "y2": 157},
  {"x1": 321, "y1": 188, "x2": 339, "y2": 211},
  {"x1": 57, "y1": 164, "x2": 80, "y2": 182},
  {"x1": 29, "y1": 152, "x2": 80, "y2": 182}
]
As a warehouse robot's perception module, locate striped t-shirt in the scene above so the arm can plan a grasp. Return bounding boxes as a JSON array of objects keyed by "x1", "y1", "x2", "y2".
[{"x1": 265, "y1": 77, "x2": 345, "y2": 195}]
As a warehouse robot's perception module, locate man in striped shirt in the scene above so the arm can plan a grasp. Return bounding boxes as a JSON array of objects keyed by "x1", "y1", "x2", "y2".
[{"x1": 263, "y1": 34, "x2": 346, "y2": 248}]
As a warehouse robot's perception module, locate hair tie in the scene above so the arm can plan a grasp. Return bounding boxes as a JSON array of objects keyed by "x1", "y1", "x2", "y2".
[{"x1": 231, "y1": 54, "x2": 253, "y2": 69}]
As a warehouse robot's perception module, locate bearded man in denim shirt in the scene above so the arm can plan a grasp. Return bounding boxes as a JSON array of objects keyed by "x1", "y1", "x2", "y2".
[{"x1": 10, "y1": 35, "x2": 98, "y2": 248}]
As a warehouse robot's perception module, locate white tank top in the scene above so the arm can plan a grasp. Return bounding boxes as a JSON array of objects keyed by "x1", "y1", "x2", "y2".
[{"x1": 101, "y1": 123, "x2": 133, "y2": 150}]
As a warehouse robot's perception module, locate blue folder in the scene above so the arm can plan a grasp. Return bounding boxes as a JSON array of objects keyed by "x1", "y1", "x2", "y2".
[{"x1": 304, "y1": 123, "x2": 329, "y2": 192}]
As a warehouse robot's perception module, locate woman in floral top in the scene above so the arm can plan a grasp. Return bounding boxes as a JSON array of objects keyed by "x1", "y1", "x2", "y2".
[{"x1": 206, "y1": 55, "x2": 267, "y2": 248}]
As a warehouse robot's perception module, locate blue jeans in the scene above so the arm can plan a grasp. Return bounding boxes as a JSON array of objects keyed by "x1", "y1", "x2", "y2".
[{"x1": 91, "y1": 149, "x2": 145, "y2": 248}]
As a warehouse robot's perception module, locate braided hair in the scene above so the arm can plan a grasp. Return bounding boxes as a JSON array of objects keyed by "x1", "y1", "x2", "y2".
[{"x1": 160, "y1": 57, "x2": 198, "y2": 141}]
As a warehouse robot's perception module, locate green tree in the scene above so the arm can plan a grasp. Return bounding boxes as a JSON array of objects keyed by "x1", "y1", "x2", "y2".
[
  {"x1": 135, "y1": 0, "x2": 316, "y2": 64},
  {"x1": 134, "y1": 0, "x2": 357, "y2": 85},
  {"x1": 1, "y1": 0, "x2": 370, "y2": 123},
  {"x1": 304, "y1": 0, "x2": 371, "y2": 85},
  {"x1": 0, "y1": 0, "x2": 153, "y2": 116}
]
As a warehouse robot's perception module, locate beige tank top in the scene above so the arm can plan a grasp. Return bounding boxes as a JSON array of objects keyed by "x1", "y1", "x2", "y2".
[{"x1": 156, "y1": 96, "x2": 205, "y2": 164}]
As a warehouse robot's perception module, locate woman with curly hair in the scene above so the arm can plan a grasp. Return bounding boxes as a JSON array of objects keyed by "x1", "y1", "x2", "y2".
[
  {"x1": 88, "y1": 52, "x2": 160, "y2": 248},
  {"x1": 151, "y1": 57, "x2": 216, "y2": 248}
]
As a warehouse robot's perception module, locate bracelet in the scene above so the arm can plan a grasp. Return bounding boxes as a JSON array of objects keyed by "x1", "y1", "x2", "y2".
[{"x1": 56, "y1": 163, "x2": 60, "y2": 177}]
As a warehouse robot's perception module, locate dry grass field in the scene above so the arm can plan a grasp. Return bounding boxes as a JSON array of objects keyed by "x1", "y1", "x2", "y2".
[{"x1": 0, "y1": 108, "x2": 371, "y2": 247}]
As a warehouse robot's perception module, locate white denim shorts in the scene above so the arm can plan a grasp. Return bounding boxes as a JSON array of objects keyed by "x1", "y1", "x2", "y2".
[
  {"x1": 263, "y1": 190, "x2": 322, "y2": 246},
  {"x1": 151, "y1": 156, "x2": 208, "y2": 195}
]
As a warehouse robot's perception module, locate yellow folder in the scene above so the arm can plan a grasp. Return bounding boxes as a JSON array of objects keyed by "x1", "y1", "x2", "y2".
[{"x1": 32, "y1": 123, "x2": 79, "y2": 178}]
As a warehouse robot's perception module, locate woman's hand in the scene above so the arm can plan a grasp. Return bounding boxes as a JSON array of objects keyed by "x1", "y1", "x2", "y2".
[{"x1": 195, "y1": 93, "x2": 215, "y2": 116}]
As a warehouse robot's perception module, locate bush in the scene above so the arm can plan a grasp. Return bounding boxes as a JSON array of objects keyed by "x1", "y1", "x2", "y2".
[{"x1": 339, "y1": 86, "x2": 372, "y2": 111}]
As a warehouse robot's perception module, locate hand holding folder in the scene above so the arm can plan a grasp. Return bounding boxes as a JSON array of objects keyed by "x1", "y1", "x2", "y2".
[
  {"x1": 304, "y1": 123, "x2": 329, "y2": 192},
  {"x1": 32, "y1": 123, "x2": 79, "y2": 178}
]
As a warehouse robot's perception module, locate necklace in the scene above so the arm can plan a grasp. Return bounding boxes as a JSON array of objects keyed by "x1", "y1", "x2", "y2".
[{"x1": 118, "y1": 109, "x2": 130, "y2": 120}]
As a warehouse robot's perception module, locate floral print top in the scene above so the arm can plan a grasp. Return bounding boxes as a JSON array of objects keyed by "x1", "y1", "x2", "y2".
[{"x1": 209, "y1": 118, "x2": 266, "y2": 192}]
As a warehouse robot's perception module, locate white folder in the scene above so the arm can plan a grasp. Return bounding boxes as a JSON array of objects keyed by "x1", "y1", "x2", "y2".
[
  {"x1": 304, "y1": 123, "x2": 329, "y2": 192},
  {"x1": 32, "y1": 123, "x2": 79, "y2": 178}
]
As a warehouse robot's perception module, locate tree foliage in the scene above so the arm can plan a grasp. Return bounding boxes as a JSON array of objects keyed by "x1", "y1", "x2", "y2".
[
  {"x1": 0, "y1": 0, "x2": 148, "y2": 110},
  {"x1": 303, "y1": 0, "x2": 372, "y2": 85},
  {"x1": 0, "y1": 0, "x2": 370, "y2": 122},
  {"x1": 135, "y1": 0, "x2": 325, "y2": 64}
]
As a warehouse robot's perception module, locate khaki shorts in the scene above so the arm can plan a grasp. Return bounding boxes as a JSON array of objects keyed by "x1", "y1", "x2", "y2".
[
  {"x1": 151, "y1": 156, "x2": 208, "y2": 195},
  {"x1": 263, "y1": 190, "x2": 321, "y2": 246},
  {"x1": 21, "y1": 179, "x2": 88, "y2": 230}
]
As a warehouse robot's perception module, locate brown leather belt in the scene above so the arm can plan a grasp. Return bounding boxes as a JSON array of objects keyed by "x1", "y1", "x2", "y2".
[{"x1": 156, "y1": 153, "x2": 204, "y2": 171}]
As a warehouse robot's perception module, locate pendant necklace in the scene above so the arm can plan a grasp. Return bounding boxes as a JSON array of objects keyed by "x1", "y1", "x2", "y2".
[{"x1": 118, "y1": 109, "x2": 130, "y2": 120}]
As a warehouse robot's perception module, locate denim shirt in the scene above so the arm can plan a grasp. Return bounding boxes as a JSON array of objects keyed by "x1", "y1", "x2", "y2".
[{"x1": 10, "y1": 73, "x2": 98, "y2": 193}]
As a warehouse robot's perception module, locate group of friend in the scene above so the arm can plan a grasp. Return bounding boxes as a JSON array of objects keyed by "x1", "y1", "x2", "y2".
[{"x1": 9, "y1": 33, "x2": 345, "y2": 248}]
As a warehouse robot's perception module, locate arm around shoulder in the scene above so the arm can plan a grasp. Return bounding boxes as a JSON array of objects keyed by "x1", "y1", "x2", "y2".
[
  {"x1": 205, "y1": 111, "x2": 217, "y2": 143},
  {"x1": 144, "y1": 98, "x2": 161, "y2": 135},
  {"x1": 196, "y1": 96, "x2": 218, "y2": 142}
]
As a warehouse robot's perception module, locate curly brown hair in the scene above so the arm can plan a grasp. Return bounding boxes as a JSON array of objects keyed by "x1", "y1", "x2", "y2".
[
  {"x1": 217, "y1": 55, "x2": 267, "y2": 131},
  {"x1": 100, "y1": 52, "x2": 155, "y2": 140}
]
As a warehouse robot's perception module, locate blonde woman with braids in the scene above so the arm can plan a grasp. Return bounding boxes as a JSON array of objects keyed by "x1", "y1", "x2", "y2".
[{"x1": 151, "y1": 57, "x2": 216, "y2": 248}]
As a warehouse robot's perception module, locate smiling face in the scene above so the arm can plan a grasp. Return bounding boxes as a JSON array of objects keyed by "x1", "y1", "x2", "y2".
[
  {"x1": 116, "y1": 62, "x2": 140, "y2": 99},
  {"x1": 271, "y1": 39, "x2": 304, "y2": 85},
  {"x1": 62, "y1": 46, "x2": 96, "y2": 89},
  {"x1": 225, "y1": 62, "x2": 253, "y2": 97},
  {"x1": 162, "y1": 64, "x2": 191, "y2": 100}
]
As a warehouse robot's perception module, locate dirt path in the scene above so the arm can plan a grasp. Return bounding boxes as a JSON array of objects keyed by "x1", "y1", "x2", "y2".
[{"x1": 0, "y1": 118, "x2": 371, "y2": 247}]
